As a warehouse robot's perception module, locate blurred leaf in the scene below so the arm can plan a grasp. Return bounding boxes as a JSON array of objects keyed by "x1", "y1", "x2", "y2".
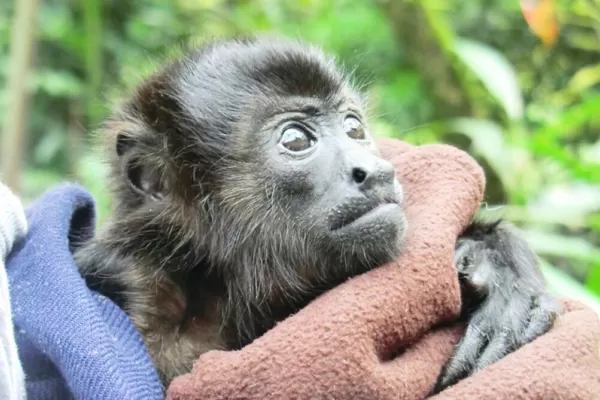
[
  {"x1": 453, "y1": 38, "x2": 524, "y2": 120},
  {"x1": 568, "y1": 63, "x2": 600, "y2": 93},
  {"x1": 566, "y1": 32, "x2": 600, "y2": 52},
  {"x1": 33, "y1": 129, "x2": 65, "y2": 165},
  {"x1": 75, "y1": 152, "x2": 112, "y2": 224},
  {"x1": 585, "y1": 263, "x2": 600, "y2": 296},
  {"x1": 503, "y1": 205, "x2": 589, "y2": 229},
  {"x1": 534, "y1": 183, "x2": 600, "y2": 214},
  {"x1": 30, "y1": 69, "x2": 84, "y2": 98},
  {"x1": 541, "y1": 260, "x2": 600, "y2": 315},
  {"x1": 524, "y1": 230, "x2": 600, "y2": 264},
  {"x1": 38, "y1": 2, "x2": 85, "y2": 58},
  {"x1": 21, "y1": 168, "x2": 64, "y2": 205},
  {"x1": 581, "y1": 140, "x2": 600, "y2": 165},
  {"x1": 177, "y1": 0, "x2": 224, "y2": 8},
  {"x1": 529, "y1": 94, "x2": 600, "y2": 181},
  {"x1": 39, "y1": 3, "x2": 75, "y2": 41},
  {"x1": 446, "y1": 118, "x2": 515, "y2": 187}
]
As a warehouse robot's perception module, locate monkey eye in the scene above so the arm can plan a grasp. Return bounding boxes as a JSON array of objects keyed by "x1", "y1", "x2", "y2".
[
  {"x1": 280, "y1": 125, "x2": 316, "y2": 152},
  {"x1": 343, "y1": 116, "x2": 366, "y2": 140}
]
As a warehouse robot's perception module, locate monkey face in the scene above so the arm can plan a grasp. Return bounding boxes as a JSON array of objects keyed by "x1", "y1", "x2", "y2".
[
  {"x1": 252, "y1": 100, "x2": 407, "y2": 263},
  {"x1": 207, "y1": 83, "x2": 407, "y2": 274},
  {"x1": 112, "y1": 37, "x2": 407, "y2": 290}
]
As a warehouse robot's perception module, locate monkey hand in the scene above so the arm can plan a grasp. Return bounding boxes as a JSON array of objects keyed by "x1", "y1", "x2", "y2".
[{"x1": 432, "y1": 222, "x2": 562, "y2": 393}]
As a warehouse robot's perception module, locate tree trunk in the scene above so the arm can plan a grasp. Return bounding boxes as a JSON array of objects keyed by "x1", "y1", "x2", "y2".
[{"x1": 1, "y1": 0, "x2": 40, "y2": 193}]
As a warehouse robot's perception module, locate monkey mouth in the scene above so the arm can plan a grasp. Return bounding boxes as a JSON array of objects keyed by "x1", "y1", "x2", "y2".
[{"x1": 329, "y1": 199, "x2": 401, "y2": 231}]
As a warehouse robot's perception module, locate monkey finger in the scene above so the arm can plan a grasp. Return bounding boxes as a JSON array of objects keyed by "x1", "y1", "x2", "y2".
[
  {"x1": 474, "y1": 292, "x2": 541, "y2": 371},
  {"x1": 433, "y1": 316, "x2": 490, "y2": 391},
  {"x1": 473, "y1": 327, "x2": 517, "y2": 372},
  {"x1": 520, "y1": 294, "x2": 561, "y2": 345}
]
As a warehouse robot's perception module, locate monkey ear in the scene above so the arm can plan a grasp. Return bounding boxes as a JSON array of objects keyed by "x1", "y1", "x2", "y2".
[
  {"x1": 125, "y1": 161, "x2": 166, "y2": 201},
  {"x1": 116, "y1": 133, "x2": 167, "y2": 201}
]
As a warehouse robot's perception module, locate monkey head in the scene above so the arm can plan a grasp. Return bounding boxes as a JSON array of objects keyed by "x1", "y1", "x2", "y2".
[{"x1": 106, "y1": 37, "x2": 406, "y2": 320}]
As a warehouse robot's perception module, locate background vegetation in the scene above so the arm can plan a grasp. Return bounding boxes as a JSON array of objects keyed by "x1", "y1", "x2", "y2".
[{"x1": 1, "y1": 0, "x2": 600, "y2": 311}]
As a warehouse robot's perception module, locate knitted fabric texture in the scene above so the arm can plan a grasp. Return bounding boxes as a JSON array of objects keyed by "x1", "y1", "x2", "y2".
[
  {"x1": 167, "y1": 139, "x2": 600, "y2": 400},
  {"x1": 5, "y1": 184, "x2": 164, "y2": 400}
]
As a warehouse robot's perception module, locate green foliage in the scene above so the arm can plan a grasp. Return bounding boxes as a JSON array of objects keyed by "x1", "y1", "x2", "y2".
[{"x1": 1, "y1": 0, "x2": 600, "y2": 310}]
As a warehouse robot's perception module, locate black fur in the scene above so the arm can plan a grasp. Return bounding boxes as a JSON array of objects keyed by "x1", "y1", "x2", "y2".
[{"x1": 74, "y1": 36, "x2": 560, "y2": 390}]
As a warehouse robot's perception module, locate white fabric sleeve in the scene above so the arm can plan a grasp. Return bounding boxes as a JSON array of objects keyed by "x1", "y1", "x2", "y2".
[{"x1": 0, "y1": 182, "x2": 28, "y2": 400}]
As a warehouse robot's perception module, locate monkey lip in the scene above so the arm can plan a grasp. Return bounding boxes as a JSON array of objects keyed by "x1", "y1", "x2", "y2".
[{"x1": 330, "y1": 201, "x2": 401, "y2": 231}]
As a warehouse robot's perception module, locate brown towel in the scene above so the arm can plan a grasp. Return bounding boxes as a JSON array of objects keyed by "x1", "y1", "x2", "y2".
[{"x1": 166, "y1": 138, "x2": 600, "y2": 400}]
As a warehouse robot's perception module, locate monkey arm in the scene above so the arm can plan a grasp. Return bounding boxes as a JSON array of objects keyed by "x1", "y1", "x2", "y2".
[{"x1": 432, "y1": 218, "x2": 562, "y2": 393}]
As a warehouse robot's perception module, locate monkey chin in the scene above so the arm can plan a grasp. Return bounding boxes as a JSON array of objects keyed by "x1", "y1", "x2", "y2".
[{"x1": 329, "y1": 203, "x2": 407, "y2": 269}]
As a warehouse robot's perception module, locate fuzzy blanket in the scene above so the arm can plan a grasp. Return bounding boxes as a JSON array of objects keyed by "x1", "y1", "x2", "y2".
[{"x1": 166, "y1": 139, "x2": 600, "y2": 400}]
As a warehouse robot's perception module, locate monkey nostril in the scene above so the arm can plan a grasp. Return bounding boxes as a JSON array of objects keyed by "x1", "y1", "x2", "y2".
[{"x1": 352, "y1": 167, "x2": 367, "y2": 184}]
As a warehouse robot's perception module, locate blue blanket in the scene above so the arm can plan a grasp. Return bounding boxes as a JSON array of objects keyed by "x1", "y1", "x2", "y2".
[{"x1": 6, "y1": 184, "x2": 164, "y2": 399}]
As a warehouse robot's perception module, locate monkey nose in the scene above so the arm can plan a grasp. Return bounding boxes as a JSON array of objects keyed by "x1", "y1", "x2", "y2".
[{"x1": 349, "y1": 158, "x2": 395, "y2": 191}]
